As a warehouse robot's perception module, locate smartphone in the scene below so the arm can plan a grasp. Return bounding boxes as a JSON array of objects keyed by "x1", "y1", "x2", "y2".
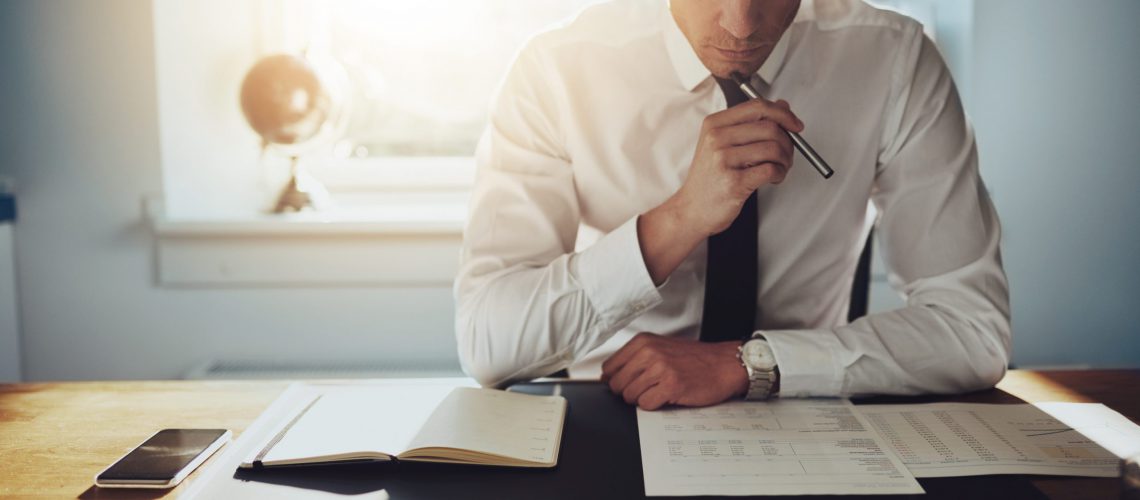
[{"x1": 94, "y1": 429, "x2": 231, "y2": 489}]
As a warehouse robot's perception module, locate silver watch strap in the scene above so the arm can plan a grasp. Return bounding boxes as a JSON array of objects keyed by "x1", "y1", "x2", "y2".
[
  {"x1": 745, "y1": 370, "x2": 775, "y2": 400},
  {"x1": 741, "y1": 338, "x2": 778, "y2": 400}
]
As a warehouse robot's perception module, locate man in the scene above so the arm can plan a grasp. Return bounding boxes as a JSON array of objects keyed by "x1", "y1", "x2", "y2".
[{"x1": 454, "y1": 0, "x2": 1010, "y2": 410}]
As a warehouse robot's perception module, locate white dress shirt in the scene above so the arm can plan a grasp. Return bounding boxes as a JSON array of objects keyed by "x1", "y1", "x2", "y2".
[{"x1": 454, "y1": 0, "x2": 1011, "y2": 396}]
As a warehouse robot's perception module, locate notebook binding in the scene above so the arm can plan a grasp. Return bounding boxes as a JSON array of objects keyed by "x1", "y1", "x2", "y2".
[{"x1": 253, "y1": 395, "x2": 324, "y2": 468}]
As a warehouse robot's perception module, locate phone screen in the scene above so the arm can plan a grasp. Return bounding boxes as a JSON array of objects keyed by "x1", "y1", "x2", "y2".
[{"x1": 97, "y1": 429, "x2": 228, "y2": 482}]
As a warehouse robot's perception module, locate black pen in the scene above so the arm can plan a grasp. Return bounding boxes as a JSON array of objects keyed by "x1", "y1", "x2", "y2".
[{"x1": 731, "y1": 73, "x2": 834, "y2": 179}]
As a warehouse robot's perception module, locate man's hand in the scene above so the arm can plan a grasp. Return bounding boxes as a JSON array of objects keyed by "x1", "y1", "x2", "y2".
[
  {"x1": 637, "y1": 97, "x2": 803, "y2": 284},
  {"x1": 601, "y1": 332, "x2": 748, "y2": 411},
  {"x1": 674, "y1": 97, "x2": 802, "y2": 236}
]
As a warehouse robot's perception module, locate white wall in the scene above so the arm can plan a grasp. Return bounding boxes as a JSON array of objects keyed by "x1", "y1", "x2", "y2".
[
  {"x1": 1, "y1": 0, "x2": 1137, "y2": 381},
  {"x1": 0, "y1": 224, "x2": 19, "y2": 381},
  {"x1": 969, "y1": 0, "x2": 1140, "y2": 367},
  {"x1": 0, "y1": 0, "x2": 460, "y2": 381}
]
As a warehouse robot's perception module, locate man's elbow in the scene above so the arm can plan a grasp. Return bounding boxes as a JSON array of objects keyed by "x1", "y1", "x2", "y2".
[
  {"x1": 456, "y1": 320, "x2": 506, "y2": 388},
  {"x1": 456, "y1": 311, "x2": 539, "y2": 389},
  {"x1": 461, "y1": 362, "x2": 514, "y2": 389},
  {"x1": 459, "y1": 353, "x2": 516, "y2": 389},
  {"x1": 917, "y1": 349, "x2": 1006, "y2": 396},
  {"x1": 954, "y1": 321, "x2": 1011, "y2": 393},
  {"x1": 456, "y1": 320, "x2": 563, "y2": 389},
  {"x1": 906, "y1": 311, "x2": 1010, "y2": 395},
  {"x1": 963, "y1": 354, "x2": 1007, "y2": 392}
]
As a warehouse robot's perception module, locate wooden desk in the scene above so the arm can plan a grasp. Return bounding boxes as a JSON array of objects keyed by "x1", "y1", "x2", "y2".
[{"x1": 1, "y1": 370, "x2": 1137, "y2": 499}]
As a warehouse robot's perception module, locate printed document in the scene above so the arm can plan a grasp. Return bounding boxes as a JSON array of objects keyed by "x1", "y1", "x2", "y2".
[
  {"x1": 636, "y1": 399, "x2": 924, "y2": 496},
  {"x1": 860, "y1": 402, "x2": 1140, "y2": 477}
]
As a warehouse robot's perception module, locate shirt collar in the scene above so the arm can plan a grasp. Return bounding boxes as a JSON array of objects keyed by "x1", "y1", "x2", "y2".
[{"x1": 663, "y1": 1, "x2": 795, "y2": 91}]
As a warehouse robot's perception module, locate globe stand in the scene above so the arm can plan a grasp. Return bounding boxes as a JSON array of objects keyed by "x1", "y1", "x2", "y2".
[{"x1": 272, "y1": 157, "x2": 330, "y2": 213}]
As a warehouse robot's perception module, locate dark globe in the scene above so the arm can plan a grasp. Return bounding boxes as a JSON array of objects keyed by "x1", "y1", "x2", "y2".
[{"x1": 239, "y1": 54, "x2": 331, "y2": 146}]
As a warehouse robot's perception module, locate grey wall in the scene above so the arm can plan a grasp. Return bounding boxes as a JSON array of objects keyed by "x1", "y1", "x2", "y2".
[
  {"x1": 0, "y1": 0, "x2": 1137, "y2": 381},
  {"x1": 0, "y1": 1, "x2": 459, "y2": 381},
  {"x1": 969, "y1": 0, "x2": 1140, "y2": 367}
]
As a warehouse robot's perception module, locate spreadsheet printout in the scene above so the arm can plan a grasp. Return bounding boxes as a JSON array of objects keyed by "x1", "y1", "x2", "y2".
[
  {"x1": 860, "y1": 402, "x2": 1138, "y2": 477},
  {"x1": 636, "y1": 399, "x2": 924, "y2": 496}
]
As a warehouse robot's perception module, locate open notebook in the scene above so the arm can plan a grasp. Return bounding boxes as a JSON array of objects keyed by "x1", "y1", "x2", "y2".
[{"x1": 241, "y1": 385, "x2": 567, "y2": 469}]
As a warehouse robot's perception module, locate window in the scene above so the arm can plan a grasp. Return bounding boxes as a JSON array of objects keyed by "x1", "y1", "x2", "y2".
[
  {"x1": 151, "y1": 0, "x2": 952, "y2": 219},
  {"x1": 261, "y1": 0, "x2": 605, "y2": 190},
  {"x1": 293, "y1": 2, "x2": 601, "y2": 158},
  {"x1": 152, "y1": 0, "x2": 601, "y2": 218}
]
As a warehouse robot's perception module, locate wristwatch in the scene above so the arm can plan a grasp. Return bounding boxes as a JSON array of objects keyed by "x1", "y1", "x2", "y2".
[{"x1": 737, "y1": 337, "x2": 779, "y2": 400}]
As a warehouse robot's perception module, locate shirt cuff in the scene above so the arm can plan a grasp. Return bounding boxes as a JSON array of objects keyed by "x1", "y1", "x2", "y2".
[
  {"x1": 760, "y1": 329, "x2": 845, "y2": 397},
  {"x1": 572, "y1": 216, "x2": 664, "y2": 324}
]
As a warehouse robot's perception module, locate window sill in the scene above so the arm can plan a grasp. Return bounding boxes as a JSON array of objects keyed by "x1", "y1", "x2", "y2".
[
  {"x1": 150, "y1": 205, "x2": 466, "y2": 236},
  {"x1": 146, "y1": 197, "x2": 466, "y2": 287}
]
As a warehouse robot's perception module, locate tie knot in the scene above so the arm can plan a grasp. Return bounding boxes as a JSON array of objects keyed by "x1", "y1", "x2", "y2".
[{"x1": 715, "y1": 76, "x2": 750, "y2": 108}]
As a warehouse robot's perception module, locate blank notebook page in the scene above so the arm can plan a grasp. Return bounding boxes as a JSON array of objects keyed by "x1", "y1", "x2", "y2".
[
  {"x1": 406, "y1": 387, "x2": 565, "y2": 464},
  {"x1": 263, "y1": 385, "x2": 454, "y2": 463}
]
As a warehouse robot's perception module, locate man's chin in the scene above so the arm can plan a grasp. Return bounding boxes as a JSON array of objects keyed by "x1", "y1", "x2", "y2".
[{"x1": 703, "y1": 58, "x2": 764, "y2": 80}]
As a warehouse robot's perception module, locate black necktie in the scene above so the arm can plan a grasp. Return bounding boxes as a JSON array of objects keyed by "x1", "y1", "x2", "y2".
[{"x1": 699, "y1": 77, "x2": 759, "y2": 343}]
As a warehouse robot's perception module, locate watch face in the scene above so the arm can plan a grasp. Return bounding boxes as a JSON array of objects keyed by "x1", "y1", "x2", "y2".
[{"x1": 744, "y1": 340, "x2": 777, "y2": 371}]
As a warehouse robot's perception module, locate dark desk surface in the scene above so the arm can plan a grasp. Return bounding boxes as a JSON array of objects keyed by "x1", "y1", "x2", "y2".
[{"x1": 1, "y1": 370, "x2": 1137, "y2": 499}]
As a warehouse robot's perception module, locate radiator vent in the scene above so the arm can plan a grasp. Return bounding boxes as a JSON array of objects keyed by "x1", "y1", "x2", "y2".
[{"x1": 184, "y1": 359, "x2": 464, "y2": 380}]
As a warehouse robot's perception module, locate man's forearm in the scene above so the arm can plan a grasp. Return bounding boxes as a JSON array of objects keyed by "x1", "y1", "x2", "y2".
[
  {"x1": 456, "y1": 217, "x2": 666, "y2": 387},
  {"x1": 637, "y1": 195, "x2": 709, "y2": 285}
]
